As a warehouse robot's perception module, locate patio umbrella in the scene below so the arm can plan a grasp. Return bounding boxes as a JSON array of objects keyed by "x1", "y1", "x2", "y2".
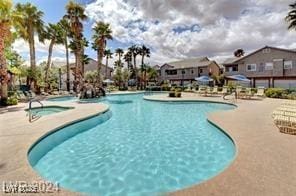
[
  {"x1": 226, "y1": 74, "x2": 250, "y2": 82},
  {"x1": 103, "y1": 79, "x2": 114, "y2": 84},
  {"x1": 195, "y1": 76, "x2": 213, "y2": 84}
]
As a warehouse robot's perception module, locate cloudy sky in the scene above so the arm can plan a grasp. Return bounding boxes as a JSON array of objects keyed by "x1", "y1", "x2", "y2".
[{"x1": 13, "y1": 0, "x2": 296, "y2": 66}]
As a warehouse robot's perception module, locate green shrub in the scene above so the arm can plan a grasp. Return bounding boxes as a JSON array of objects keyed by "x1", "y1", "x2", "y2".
[
  {"x1": 6, "y1": 96, "x2": 18, "y2": 106},
  {"x1": 175, "y1": 91, "x2": 182, "y2": 97},
  {"x1": 169, "y1": 91, "x2": 175, "y2": 97},
  {"x1": 265, "y1": 88, "x2": 286, "y2": 98}
]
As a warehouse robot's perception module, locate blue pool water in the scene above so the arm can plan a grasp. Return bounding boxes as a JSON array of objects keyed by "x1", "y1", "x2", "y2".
[
  {"x1": 25, "y1": 106, "x2": 72, "y2": 116},
  {"x1": 29, "y1": 94, "x2": 236, "y2": 195}
]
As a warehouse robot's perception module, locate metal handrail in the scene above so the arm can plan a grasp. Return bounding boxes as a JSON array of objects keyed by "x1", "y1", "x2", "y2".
[{"x1": 28, "y1": 99, "x2": 43, "y2": 122}]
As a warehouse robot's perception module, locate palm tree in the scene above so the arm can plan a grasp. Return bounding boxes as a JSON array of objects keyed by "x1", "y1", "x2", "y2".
[
  {"x1": 92, "y1": 21, "x2": 112, "y2": 85},
  {"x1": 104, "y1": 49, "x2": 113, "y2": 78},
  {"x1": 234, "y1": 48, "x2": 244, "y2": 57},
  {"x1": 147, "y1": 67, "x2": 158, "y2": 82},
  {"x1": 139, "y1": 45, "x2": 150, "y2": 88},
  {"x1": 123, "y1": 51, "x2": 132, "y2": 70},
  {"x1": 14, "y1": 3, "x2": 45, "y2": 90},
  {"x1": 286, "y1": 2, "x2": 296, "y2": 30},
  {"x1": 115, "y1": 48, "x2": 124, "y2": 63},
  {"x1": 0, "y1": 0, "x2": 13, "y2": 104},
  {"x1": 64, "y1": 0, "x2": 87, "y2": 92},
  {"x1": 128, "y1": 45, "x2": 140, "y2": 70},
  {"x1": 44, "y1": 23, "x2": 64, "y2": 90},
  {"x1": 114, "y1": 60, "x2": 123, "y2": 69},
  {"x1": 80, "y1": 37, "x2": 88, "y2": 76},
  {"x1": 58, "y1": 18, "x2": 71, "y2": 91}
]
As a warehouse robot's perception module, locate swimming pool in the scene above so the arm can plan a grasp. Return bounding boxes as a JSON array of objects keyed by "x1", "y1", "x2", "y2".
[{"x1": 28, "y1": 94, "x2": 236, "y2": 195}]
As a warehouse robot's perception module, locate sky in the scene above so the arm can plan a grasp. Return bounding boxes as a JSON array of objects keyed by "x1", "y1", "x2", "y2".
[{"x1": 12, "y1": 0, "x2": 296, "y2": 67}]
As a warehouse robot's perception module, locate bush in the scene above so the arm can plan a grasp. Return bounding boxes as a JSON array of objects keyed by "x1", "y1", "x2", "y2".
[
  {"x1": 6, "y1": 96, "x2": 18, "y2": 106},
  {"x1": 169, "y1": 91, "x2": 175, "y2": 97},
  {"x1": 265, "y1": 88, "x2": 287, "y2": 98},
  {"x1": 118, "y1": 86, "x2": 128, "y2": 91},
  {"x1": 175, "y1": 91, "x2": 182, "y2": 97}
]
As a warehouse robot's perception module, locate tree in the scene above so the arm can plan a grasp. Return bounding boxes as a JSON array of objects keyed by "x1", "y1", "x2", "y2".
[
  {"x1": 123, "y1": 51, "x2": 132, "y2": 70},
  {"x1": 14, "y1": 3, "x2": 45, "y2": 90},
  {"x1": 0, "y1": 0, "x2": 15, "y2": 105},
  {"x1": 128, "y1": 45, "x2": 140, "y2": 70},
  {"x1": 115, "y1": 48, "x2": 124, "y2": 63},
  {"x1": 113, "y1": 60, "x2": 123, "y2": 69},
  {"x1": 58, "y1": 19, "x2": 71, "y2": 91},
  {"x1": 234, "y1": 49, "x2": 244, "y2": 57},
  {"x1": 44, "y1": 23, "x2": 63, "y2": 90},
  {"x1": 146, "y1": 66, "x2": 158, "y2": 82},
  {"x1": 64, "y1": 0, "x2": 87, "y2": 92},
  {"x1": 286, "y1": 2, "x2": 296, "y2": 30},
  {"x1": 92, "y1": 21, "x2": 112, "y2": 85},
  {"x1": 122, "y1": 68, "x2": 130, "y2": 88},
  {"x1": 104, "y1": 49, "x2": 113, "y2": 78},
  {"x1": 139, "y1": 45, "x2": 150, "y2": 88}
]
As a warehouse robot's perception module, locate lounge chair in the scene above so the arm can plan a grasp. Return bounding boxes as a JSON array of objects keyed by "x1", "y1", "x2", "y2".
[
  {"x1": 211, "y1": 86, "x2": 219, "y2": 95},
  {"x1": 220, "y1": 86, "x2": 228, "y2": 95},
  {"x1": 197, "y1": 86, "x2": 207, "y2": 96},
  {"x1": 255, "y1": 87, "x2": 265, "y2": 98},
  {"x1": 273, "y1": 115, "x2": 296, "y2": 135}
]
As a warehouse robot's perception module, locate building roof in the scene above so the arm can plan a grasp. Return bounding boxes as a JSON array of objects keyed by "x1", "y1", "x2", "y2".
[
  {"x1": 163, "y1": 57, "x2": 214, "y2": 69},
  {"x1": 223, "y1": 46, "x2": 296, "y2": 65},
  {"x1": 70, "y1": 58, "x2": 113, "y2": 71}
]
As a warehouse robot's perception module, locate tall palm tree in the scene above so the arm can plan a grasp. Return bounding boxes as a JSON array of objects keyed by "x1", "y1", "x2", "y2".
[
  {"x1": 0, "y1": 0, "x2": 13, "y2": 104},
  {"x1": 234, "y1": 48, "x2": 244, "y2": 57},
  {"x1": 44, "y1": 23, "x2": 64, "y2": 89},
  {"x1": 123, "y1": 51, "x2": 132, "y2": 70},
  {"x1": 92, "y1": 21, "x2": 112, "y2": 85},
  {"x1": 128, "y1": 45, "x2": 140, "y2": 70},
  {"x1": 115, "y1": 48, "x2": 124, "y2": 63},
  {"x1": 139, "y1": 45, "x2": 150, "y2": 88},
  {"x1": 80, "y1": 36, "x2": 88, "y2": 76},
  {"x1": 58, "y1": 18, "x2": 71, "y2": 91},
  {"x1": 64, "y1": 0, "x2": 87, "y2": 92},
  {"x1": 104, "y1": 49, "x2": 113, "y2": 78},
  {"x1": 286, "y1": 2, "x2": 296, "y2": 30},
  {"x1": 14, "y1": 3, "x2": 45, "y2": 90}
]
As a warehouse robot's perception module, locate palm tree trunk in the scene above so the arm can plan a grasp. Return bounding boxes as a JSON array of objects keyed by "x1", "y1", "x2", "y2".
[
  {"x1": 28, "y1": 26, "x2": 36, "y2": 91},
  {"x1": 105, "y1": 57, "x2": 108, "y2": 79},
  {"x1": 97, "y1": 50, "x2": 101, "y2": 85},
  {"x1": 74, "y1": 52, "x2": 78, "y2": 93},
  {"x1": 141, "y1": 55, "x2": 144, "y2": 89},
  {"x1": 44, "y1": 38, "x2": 55, "y2": 92},
  {"x1": 0, "y1": 23, "x2": 8, "y2": 105},
  {"x1": 65, "y1": 37, "x2": 70, "y2": 91}
]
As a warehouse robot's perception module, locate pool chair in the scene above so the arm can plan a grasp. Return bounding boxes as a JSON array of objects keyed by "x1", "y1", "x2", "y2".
[
  {"x1": 282, "y1": 100, "x2": 296, "y2": 106},
  {"x1": 197, "y1": 86, "x2": 207, "y2": 96},
  {"x1": 255, "y1": 87, "x2": 265, "y2": 98},
  {"x1": 220, "y1": 86, "x2": 228, "y2": 95},
  {"x1": 244, "y1": 88, "x2": 254, "y2": 99},
  {"x1": 273, "y1": 115, "x2": 296, "y2": 135},
  {"x1": 235, "y1": 86, "x2": 243, "y2": 98},
  {"x1": 272, "y1": 110, "x2": 296, "y2": 118},
  {"x1": 211, "y1": 86, "x2": 219, "y2": 95}
]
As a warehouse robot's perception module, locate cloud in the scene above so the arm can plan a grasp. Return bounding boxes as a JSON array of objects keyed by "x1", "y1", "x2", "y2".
[{"x1": 86, "y1": 0, "x2": 295, "y2": 64}]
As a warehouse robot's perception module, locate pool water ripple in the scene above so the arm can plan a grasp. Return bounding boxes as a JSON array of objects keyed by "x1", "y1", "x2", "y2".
[{"x1": 30, "y1": 94, "x2": 236, "y2": 195}]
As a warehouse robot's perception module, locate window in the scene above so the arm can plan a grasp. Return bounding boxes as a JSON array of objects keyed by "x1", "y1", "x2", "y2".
[
  {"x1": 191, "y1": 70, "x2": 194, "y2": 74},
  {"x1": 166, "y1": 70, "x2": 177, "y2": 75},
  {"x1": 225, "y1": 65, "x2": 238, "y2": 72},
  {"x1": 262, "y1": 48, "x2": 270, "y2": 53},
  {"x1": 265, "y1": 62, "x2": 273, "y2": 70},
  {"x1": 199, "y1": 68, "x2": 203, "y2": 74},
  {"x1": 246, "y1": 64, "x2": 256, "y2": 71},
  {"x1": 284, "y1": 61, "x2": 293, "y2": 70}
]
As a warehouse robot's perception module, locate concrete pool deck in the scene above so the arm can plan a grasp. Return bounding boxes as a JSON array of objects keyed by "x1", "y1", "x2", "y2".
[{"x1": 0, "y1": 92, "x2": 296, "y2": 195}]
